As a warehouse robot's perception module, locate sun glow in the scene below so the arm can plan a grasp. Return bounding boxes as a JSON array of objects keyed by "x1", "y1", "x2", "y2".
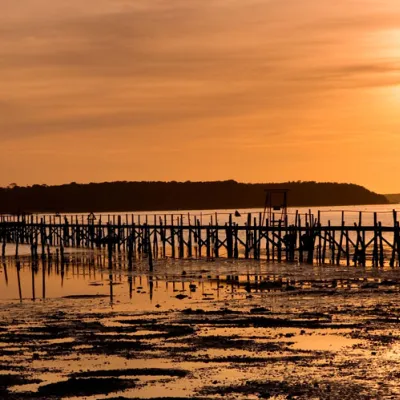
[
  {"x1": 366, "y1": 28, "x2": 400, "y2": 109},
  {"x1": 388, "y1": 84, "x2": 400, "y2": 101},
  {"x1": 372, "y1": 28, "x2": 400, "y2": 59}
]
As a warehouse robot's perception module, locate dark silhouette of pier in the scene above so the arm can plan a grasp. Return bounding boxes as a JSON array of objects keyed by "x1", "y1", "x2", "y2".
[{"x1": 1, "y1": 209, "x2": 400, "y2": 267}]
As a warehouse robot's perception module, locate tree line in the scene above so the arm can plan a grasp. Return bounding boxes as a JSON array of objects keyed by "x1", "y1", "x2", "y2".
[{"x1": 0, "y1": 180, "x2": 388, "y2": 214}]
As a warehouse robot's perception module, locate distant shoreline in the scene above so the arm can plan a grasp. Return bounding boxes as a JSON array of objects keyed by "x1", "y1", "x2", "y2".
[{"x1": 0, "y1": 180, "x2": 388, "y2": 214}]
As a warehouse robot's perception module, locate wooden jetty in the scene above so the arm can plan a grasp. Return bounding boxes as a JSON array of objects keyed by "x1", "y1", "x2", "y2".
[{"x1": 1, "y1": 210, "x2": 400, "y2": 267}]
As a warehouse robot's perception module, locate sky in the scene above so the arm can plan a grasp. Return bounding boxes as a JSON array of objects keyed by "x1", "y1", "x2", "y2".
[{"x1": 1, "y1": 0, "x2": 400, "y2": 193}]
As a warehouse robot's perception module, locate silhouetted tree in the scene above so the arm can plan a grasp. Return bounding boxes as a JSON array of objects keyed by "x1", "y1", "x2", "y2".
[{"x1": 0, "y1": 180, "x2": 388, "y2": 214}]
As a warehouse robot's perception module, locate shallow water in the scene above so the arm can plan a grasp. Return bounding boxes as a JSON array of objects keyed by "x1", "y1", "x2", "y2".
[
  {"x1": 2, "y1": 251, "x2": 400, "y2": 399},
  {"x1": 2, "y1": 251, "x2": 400, "y2": 305}
]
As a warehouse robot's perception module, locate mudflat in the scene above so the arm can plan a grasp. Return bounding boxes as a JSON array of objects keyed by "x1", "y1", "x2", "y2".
[{"x1": 1, "y1": 255, "x2": 400, "y2": 399}]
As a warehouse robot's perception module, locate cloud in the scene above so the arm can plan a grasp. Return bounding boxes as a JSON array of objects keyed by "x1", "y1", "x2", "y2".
[{"x1": 1, "y1": 0, "x2": 400, "y2": 189}]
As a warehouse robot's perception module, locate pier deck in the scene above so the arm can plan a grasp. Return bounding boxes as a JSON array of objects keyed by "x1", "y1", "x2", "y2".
[{"x1": 1, "y1": 210, "x2": 400, "y2": 267}]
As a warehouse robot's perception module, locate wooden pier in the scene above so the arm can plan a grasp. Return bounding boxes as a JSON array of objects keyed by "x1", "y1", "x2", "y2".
[{"x1": 1, "y1": 210, "x2": 400, "y2": 267}]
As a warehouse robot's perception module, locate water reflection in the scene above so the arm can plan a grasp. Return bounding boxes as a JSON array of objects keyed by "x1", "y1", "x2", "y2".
[
  {"x1": 3, "y1": 260, "x2": 8, "y2": 285},
  {"x1": 2, "y1": 252, "x2": 400, "y2": 310},
  {"x1": 17, "y1": 260, "x2": 22, "y2": 302}
]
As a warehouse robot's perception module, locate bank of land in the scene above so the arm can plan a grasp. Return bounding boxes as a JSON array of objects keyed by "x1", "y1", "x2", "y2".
[{"x1": 0, "y1": 180, "x2": 388, "y2": 213}]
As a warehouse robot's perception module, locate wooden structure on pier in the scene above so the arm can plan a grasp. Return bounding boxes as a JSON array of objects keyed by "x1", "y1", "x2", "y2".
[
  {"x1": 262, "y1": 189, "x2": 289, "y2": 226},
  {"x1": 1, "y1": 210, "x2": 400, "y2": 267}
]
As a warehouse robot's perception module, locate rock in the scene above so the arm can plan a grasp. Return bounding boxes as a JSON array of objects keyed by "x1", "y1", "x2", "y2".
[
  {"x1": 182, "y1": 308, "x2": 205, "y2": 314},
  {"x1": 381, "y1": 280, "x2": 396, "y2": 286},
  {"x1": 361, "y1": 282, "x2": 379, "y2": 289},
  {"x1": 189, "y1": 284, "x2": 197, "y2": 292},
  {"x1": 250, "y1": 307, "x2": 270, "y2": 314}
]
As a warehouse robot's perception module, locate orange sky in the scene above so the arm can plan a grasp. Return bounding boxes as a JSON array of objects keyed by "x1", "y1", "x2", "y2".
[{"x1": 1, "y1": 1, "x2": 400, "y2": 193}]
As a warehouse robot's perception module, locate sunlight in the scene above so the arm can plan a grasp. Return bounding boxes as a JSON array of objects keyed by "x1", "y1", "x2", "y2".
[
  {"x1": 389, "y1": 84, "x2": 400, "y2": 101},
  {"x1": 368, "y1": 26, "x2": 400, "y2": 111},
  {"x1": 373, "y1": 28, "x2": 400, "y2": 59}
]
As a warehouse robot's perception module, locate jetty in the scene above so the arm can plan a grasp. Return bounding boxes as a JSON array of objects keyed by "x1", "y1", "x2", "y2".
[{"x1": 1, "y1": 209, "x2": 400, "y2": 267}]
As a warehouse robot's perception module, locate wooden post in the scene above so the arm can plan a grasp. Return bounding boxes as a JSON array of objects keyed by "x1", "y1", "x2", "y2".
[
  {"x1": 179, "y1": 215, "x2": 184, "y2": 258},
  {"x1": 127, "y1": 232, "x2": 132, "y2": 266},
  {"x1": 397, "y1": 221, "x2": 400, "y2": 266},
  {"x1": 390, "y1": 210, "x2": 397, "y2": 267},
  {"x1": 171, "y1": 215, "x2": 175, "y2": 258},
  {"x1": 206, "y1": 225, "x2": 211, "y2": 259},
  {"x1": 345, "y1": 229, "x2": 350, "y2": 266},
  {"x1": 153, "y1": 222, "x2": 159, "y2": 259},
  {"x1": 107, "y1": 223, "x2": 113, "y2": 263},
  {"x1": 322, "y1": 225, "x2": 327, "y2": 265},
  {"x1": 214, "y1": 214, "x2": 219, "y2": 258},
  {"x1": 117, "y1": 215, "x2": 122, "y2": 252},
  {"x1": 76, "y1": 217, "x2": 81, "y2": 248},
  {"x1": 359, "y1": 212, "x2": 365, "y2": 266},
  {"x1": 272, "y1": 213, "x2": 275, "y2": 261},
  {"x1": 40, "y1": 218, "x2": 46, "y2": 258},
  {"x1": 317, "y1": 211, "x2": 322, "y2": 264},
  {"x1": 329, "y1": 221, "x2": 335, "y2": 265},
  {"x1": 298, "y1": 215, "x2": 303, "y2": 263},
  {"x1": 336, "y1": 211, "x2": 344, "y2": 265},
  {"x1": 132, "y1": 222, "x2": 136, "y2": 259},
  {"x1": 277, "y1": 220, "x2": 282, "y2": 262},
  {"x1": 15, "y1": 224, "x2": 19, "y2": 258},
  {"x1": 253, "y1": 216, "x2": 258, "y2": 260},
  {"x1": 354, "y1": 221, "x2": 360, "y2": 266},
  {"x1": 227, "y1": 214, "x2": 233, "y2": 258},
  {"x1": 266, "y1": 218, "x2": 270, "y2": 262},
  {"x1": 17, "y1": 260, "x2": 22, "y2": 302},
  {"x1": 147, "y1": 225, "x2": 153, "y2": 272},
  {"x1": 160, "y1": 217, "x2": 166, "y2": 258},
  {"x1": 379, "y1": 222, "x2": 384, "y2": 267},
  {"x1": 245, "y1": 213, "x2": 251, "y2": 259},
  {"x1": 188, "y1": 215, "x2": 193, "y2": 258},
  {"x1": 307, "y1": 222, "x2": 314, "y2": 264},
  {"x1": 197, "y1": 219, "x2": 202, "y2": 258},
  {"x1": 232, "y1": 224, "x2": 238, "y2": 259},
  {"x1": 373, "y1": 212, "x2": 378, "y2": 267}
]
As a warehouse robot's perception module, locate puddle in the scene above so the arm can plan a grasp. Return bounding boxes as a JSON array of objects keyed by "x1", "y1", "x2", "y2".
[{"x1": 288, "y1": 333, "x2": 362, "y2": 352}]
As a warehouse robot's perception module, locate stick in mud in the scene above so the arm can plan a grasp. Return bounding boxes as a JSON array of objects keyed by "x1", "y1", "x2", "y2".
[
  {"x1": 146, "y1": 225, "x2": 154, "y2": 272},
  {"x1": 1, "y1": 259, "x2": 8, "y2": 285},
  {"x1": 2, "y1": 227, "x2": 6, "y2": 257},
  {"x1": 16, "y1": 260, "x2": 22, "y2": 302}
]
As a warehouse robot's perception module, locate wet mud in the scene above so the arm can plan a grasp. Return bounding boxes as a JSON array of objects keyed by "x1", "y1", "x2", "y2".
[{"x1": 2, "y1": 256, "x2": 400, "y2": 398}]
